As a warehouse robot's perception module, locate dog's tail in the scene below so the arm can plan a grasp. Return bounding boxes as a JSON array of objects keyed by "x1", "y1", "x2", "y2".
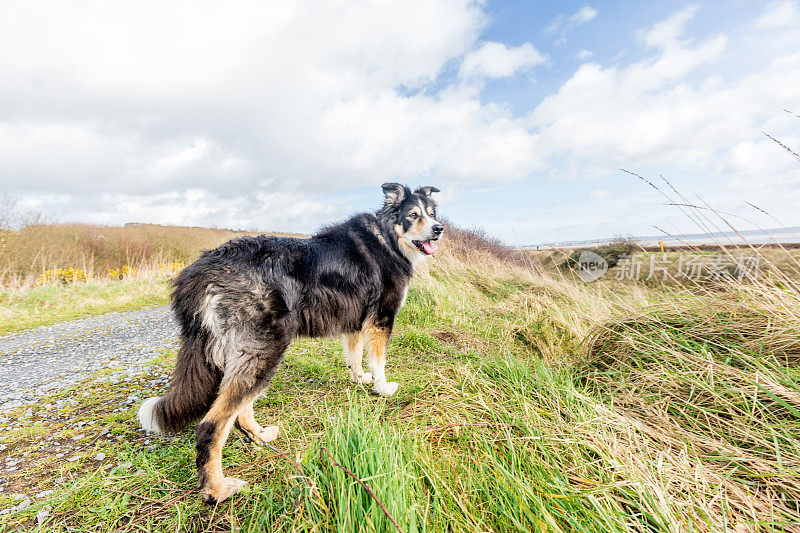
[{"x1": 138, "y1": 333, "x2": 221, "y2": 434}]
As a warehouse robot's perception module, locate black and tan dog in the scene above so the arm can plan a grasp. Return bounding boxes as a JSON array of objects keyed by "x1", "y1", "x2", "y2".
[{"x1": 138, "y1": 183, "x2": 442, "y2": 503}]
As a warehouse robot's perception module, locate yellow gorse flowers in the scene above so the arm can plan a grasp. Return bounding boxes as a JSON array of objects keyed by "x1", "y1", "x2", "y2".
[
  {"x1": 157, "y1": 261, "x2": 187, "y2": 275},
  {"x1": 106, "y1": 264, "x2": 137, "y2": 280},
  {"x1": 36, "y1": 268, "x2": 88, "y2": 286},
  {"x1": 34, "y1": 261, "x2": 187, "y2": 286}
]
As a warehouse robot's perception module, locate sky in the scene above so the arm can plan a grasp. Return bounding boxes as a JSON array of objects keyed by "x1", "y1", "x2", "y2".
[{"x1": 1, "y1": 0, "x2": 799, "y2": 245}]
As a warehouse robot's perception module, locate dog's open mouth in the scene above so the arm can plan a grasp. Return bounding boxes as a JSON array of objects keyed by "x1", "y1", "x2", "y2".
[{"x1": 412, "y1": 240, "x2": 439, "y2": 255}]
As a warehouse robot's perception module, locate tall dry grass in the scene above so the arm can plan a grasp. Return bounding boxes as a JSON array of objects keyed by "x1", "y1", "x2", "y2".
[
  {"x1": 401, "y1": 217, "x2": 800, "y2": 530},
  {"x1": 0, "y1": 222, "x2": 305, "y2": 289}
]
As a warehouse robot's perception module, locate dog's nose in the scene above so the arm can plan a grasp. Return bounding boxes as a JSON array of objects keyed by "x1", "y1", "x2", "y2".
[{"x1": 432, "y1": 224, "x2": 444, "y2": 236}]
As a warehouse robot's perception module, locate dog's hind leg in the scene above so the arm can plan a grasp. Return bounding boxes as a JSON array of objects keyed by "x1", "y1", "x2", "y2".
[
  {"x1": 196, "y1": 323, "x2": 291, "y2": 503},
  {"x1": 195, "y1": 379, "x2": 254, "y2": 504},
  {"x1": 235, "y1": 400, "x2": 279, "y2": 446},
  {"x1": 342, "y1": 332, "x2": 372, "y2": 385},
  {"x1": 364, "y1": 324, "x2": 398, "y2": 396}
]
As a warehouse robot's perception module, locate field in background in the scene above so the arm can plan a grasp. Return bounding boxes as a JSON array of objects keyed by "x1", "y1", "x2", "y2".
[
  {"x1": 0, "y1": 221, "x2": 306, "y2": 290},
  {"x1": 0, "y1": 224, "x2": 798, "y2": 531},
  {"x1": 526, "y1": 239, "x2": 800, "y2": 286}
]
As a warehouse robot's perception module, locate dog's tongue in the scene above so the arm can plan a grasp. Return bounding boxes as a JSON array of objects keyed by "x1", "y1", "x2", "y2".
[{"x1": 421, "y1": 240, "x2": 438, "y2": 254}]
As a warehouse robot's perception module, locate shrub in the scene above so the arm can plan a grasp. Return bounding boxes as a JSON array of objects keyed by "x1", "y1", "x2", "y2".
[{"x1": 559, "y1": 239, "x2": 636, "y2": 270}]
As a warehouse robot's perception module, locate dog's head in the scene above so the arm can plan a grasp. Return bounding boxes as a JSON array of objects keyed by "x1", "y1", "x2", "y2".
[{"x1": 379, "y1": 182, "x2": 443, "y2": 265}]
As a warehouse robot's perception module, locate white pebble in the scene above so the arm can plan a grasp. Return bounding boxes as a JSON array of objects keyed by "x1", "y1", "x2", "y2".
[
  {"x1": 15, "y1": 498, "x2": 31, "y2": 511},
  {"x1": 36, "y1": 505, "x2": 51, "y2": 526}
]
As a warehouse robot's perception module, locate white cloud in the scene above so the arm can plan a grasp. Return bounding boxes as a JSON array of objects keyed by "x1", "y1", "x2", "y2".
[
  {"x1": 638, "y1": 4, "x2": 699, "y2": 49},
  {"x1": 529, "y1": 7, "x2": 734, "y2": 173},
  {"x1": 754, "y1": 0, "x2": 800, "y2": 29},
  {"x1": 720, "y1": 135, "x2": 800, "y2": 191},
  {"x1": 589, "y1": 190, "x2": 612, "y2": 198},
  {"x1": 571, "y1": 6, "x2": 599, "y2": 26},
  {"x1": 0, "y1": 0, "x2": 550, "y2": 232},
  {"x1": 576, "y1": 49, "x2": 594, "y2": 60},
  {"x1": 34, "y1": 189, "x2": 347, "y2": 233},
  {"x1": 460, "y1": 42, "x2": 545, "y2": 79},
  {"x1": 2, "y1": 1, "x2": 800, "y2": 241},
  {"x1": 546, "y1": 6, "x2": 598, "y2": 44},
  {"x1": 526, "y1": 2, "x2": 800, "y2": 230},
  {"x1": 317, "y1": 87, "x2": 543, "y2": 183}
]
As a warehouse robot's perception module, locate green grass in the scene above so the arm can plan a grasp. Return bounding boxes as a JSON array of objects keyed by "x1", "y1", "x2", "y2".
[
  {"x1": 0, "y1": 278, "x2": 172, "y2": 335},
  {"x1": 303, "y1": 406, "x2": 425, "y2": 532},
  {"x1": 1, "y1": 250, "x2": 798, "y2": 531}
]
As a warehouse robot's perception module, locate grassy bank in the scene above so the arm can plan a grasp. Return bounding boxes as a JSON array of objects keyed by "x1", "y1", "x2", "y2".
[
  {"x1": 0, "y1": 228, "x2": 798, "y2": 531},
  {"x1": 0, "y1": 278, "x2": 172, "y2": 335}
]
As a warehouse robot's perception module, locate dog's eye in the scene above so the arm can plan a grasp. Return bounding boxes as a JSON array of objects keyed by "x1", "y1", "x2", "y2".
[{"x1": 408, "y1": 212, "x2": 418, "y2": 219}]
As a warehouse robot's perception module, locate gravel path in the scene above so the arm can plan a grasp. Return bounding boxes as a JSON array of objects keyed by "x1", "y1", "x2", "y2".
[{"x1": 0, "y1": 306, "x2": 179, "y2": 413}]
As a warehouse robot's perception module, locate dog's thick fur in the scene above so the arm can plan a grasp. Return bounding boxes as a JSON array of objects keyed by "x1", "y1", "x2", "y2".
[{"x1": 138, "y1": 183, "x2": 442, "y2": 503}]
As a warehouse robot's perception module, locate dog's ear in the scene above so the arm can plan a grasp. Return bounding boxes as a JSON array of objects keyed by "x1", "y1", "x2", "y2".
[
  {"x1": 381, "y1": 182, "x2": 406, "y2": 206},
  {"x1": 415, "y1": 186, "x2": 440, "y2": 197}
]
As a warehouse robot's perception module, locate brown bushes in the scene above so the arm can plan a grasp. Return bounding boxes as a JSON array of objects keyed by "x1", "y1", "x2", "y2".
[{"x1": 0, "y1": 222, "x2": 305, "y2": 288}]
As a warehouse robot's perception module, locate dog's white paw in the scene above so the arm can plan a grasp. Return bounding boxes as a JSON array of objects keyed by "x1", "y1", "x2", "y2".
[
  {"x1": 256, "y1": 425, "x2": 279, "y2": 444},
  {"x1": 202, "y1": 477, "x2": 247, "y2": 504},
  {"x1": 352, "y1": 372, "x2": 373, "y2": 385},
  {"x1": 373, "y1": 381, "x2": 398, "y2": 396}
]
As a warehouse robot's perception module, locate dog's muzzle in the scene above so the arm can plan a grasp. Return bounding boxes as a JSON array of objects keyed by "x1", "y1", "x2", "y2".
[{"x1": 412, "y1": 224, "x2": 443, "y2": 255}]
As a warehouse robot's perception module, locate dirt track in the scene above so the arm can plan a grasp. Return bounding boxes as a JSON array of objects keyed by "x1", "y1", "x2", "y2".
[{"x1": 0, "y1": 306, "x2": 179, "y2": 414}]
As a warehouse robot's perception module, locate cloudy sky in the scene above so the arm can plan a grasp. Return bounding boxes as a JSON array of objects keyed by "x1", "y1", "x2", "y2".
[{"x1": 1, "y1": 0, "x2": 798, "y2": 245}]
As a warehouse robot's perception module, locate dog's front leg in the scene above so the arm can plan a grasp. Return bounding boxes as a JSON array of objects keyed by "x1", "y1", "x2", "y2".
[
  {"x1": 342, "y1": 332, "x2": 372, "y2": 385},
  {"x1": 364, "y1": 324, "x2": 398, "y2": 396}
]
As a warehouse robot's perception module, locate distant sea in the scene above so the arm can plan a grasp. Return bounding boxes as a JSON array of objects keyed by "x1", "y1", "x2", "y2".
[{"x1": 522, "y1": 227, "x2": 800, "y2": 250}]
